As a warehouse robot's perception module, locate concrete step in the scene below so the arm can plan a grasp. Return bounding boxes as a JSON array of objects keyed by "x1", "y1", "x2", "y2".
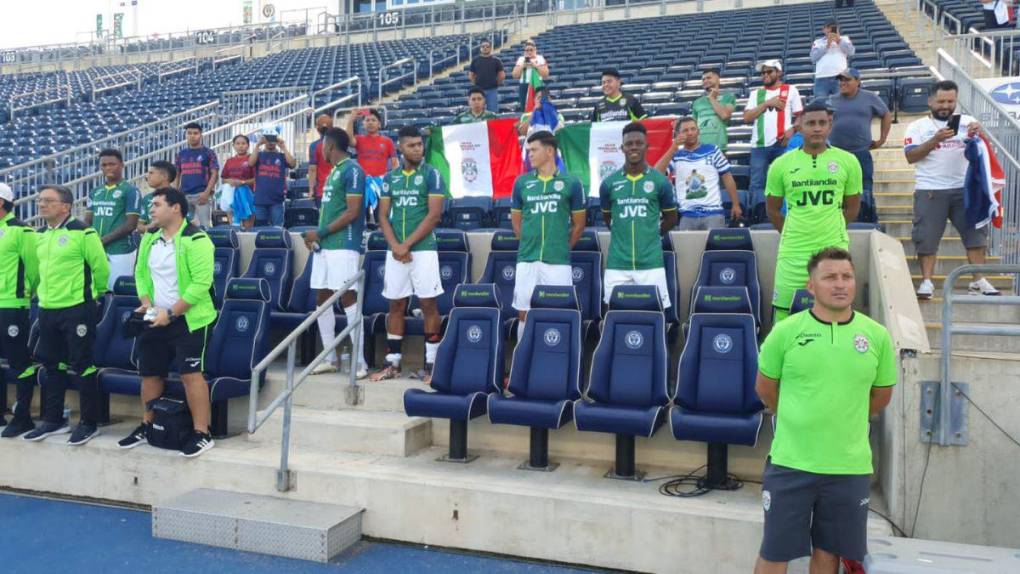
[
  {"x1": 872, "y1": 181, "x2": 917, "y2": 194},
  {"x1": 0, "y1": 419, "x2": 892, "y2": 573},
  {"x1": 430, "y1": 413, "x2": 774, "y2": 480},
  {"x1": 907, "y1": 255, "x2": 1001, "y2": 276},
  {"x1": 872, "y1": 190, "x2": 915, "y2": 206},
  {"x1": 925, "y1": 321, "x2": 1020, "y2": 352},
  {"x1": 911, "y1": 274, "x2": 1015, "y2": 290},
  {"x1": 251, "y1": 408, "x2": 432, "y2": 457},
  {"x1": 918, "y1": 296, "x2": 1020, "y2": 324},
  {"x1": 259, "y1": 365, "x2": 424, "y2": 412}
]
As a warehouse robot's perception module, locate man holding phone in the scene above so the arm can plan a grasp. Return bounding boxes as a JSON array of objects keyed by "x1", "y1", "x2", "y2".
[
  {"x1": 248, "y1": 131, "x2": 296, "y2": 227},
  {"x1": 904, "y1": 80, "x2": 999, "y2": 299}
]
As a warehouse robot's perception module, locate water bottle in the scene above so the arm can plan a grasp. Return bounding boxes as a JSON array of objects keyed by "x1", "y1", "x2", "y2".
[
  {"x1": 340, "y1": 345, "x2": 352, "y2": 375},
  {"x1": 63, "y1": 406, "x2": 71, "y2": 422}
]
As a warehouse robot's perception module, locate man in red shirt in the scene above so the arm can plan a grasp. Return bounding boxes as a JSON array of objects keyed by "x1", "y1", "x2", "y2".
[
  {"x1": 307, "y1": 113, "x2": 334, "y2": 203},
  {"x1": 347, "y1": 108, "x2": 398, "y2": 221},
  {"x1": 221, "y1": 134, "x2": 256, "y2": 227}
]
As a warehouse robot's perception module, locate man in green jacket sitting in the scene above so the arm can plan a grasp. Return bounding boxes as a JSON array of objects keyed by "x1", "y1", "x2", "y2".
[{"x1": 118, "y1": 187, "x2": 218, "y2": 458}]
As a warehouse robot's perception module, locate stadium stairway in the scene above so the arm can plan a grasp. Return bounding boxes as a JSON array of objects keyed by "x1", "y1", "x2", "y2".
[{"x1": 870, "y1": 114, "x2": 1019, "y2": 353}]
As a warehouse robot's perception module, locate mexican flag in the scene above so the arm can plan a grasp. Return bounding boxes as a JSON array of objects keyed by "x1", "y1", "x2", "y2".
[
  {"x1": 427, "y1": 118, "x2": 522, "y2": 199},
  {"x1": 558, "y1": 118, "x2": 678, "y2": 196}
]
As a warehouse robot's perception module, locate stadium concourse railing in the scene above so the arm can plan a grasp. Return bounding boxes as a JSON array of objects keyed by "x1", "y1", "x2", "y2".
[
  {"x1": 247, "y1": 271, "x2": 366, "y2": 492},
  {"x1": 6, "y1": 95, "x2": 313, "y2": 225},
  {"x1": 936, "y1": 48, "x2": 1020, "y2": 285},
  {"x1": 7, "y1": 77, "x2": 73, "y2": 123}
]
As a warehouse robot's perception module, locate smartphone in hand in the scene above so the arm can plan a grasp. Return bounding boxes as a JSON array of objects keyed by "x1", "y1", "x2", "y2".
[{"x1": 947, "y1": 114, "x2": 961, "y2": 135}]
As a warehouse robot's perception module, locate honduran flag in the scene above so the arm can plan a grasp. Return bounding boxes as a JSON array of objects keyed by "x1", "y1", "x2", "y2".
[
  {"x1": 964, "y1": 133, "x2": 1005, "y2": 230},
  {"x1": 558, "y1": 118, "x2": 678, "y2": 196},
  {"x1": 426, "y1": 118, "x2": 523, "y2": 199}
]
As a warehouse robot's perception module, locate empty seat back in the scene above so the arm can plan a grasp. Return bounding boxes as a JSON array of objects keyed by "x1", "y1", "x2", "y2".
[
  {"x1": 480, "y1": 230, "x2": 520, "y2": 318},
  {"x1": 208, "y1": 228, "x2": 240, "y2": 307},
  {"x1": 94, "y1": 276, "x2": 140, "y2": 371},
  {"x1": 448, "y1": 196, "x2": 492, "y2": 230},
  {"x1": 789, "y1": 288, "x2": 814, "y2": 315},
  {"x1": 589, "y1": 289, "x2": 668, "y2": 410},
  {"x1": 430, "y1": 284, "x2": 505, "y2": 396},
  {"x1": 569, "y1": 250, "x2": 603, "y2": 323},
  {"x1": 693, "y1": 250, "x2": 761, "y2": 324},
  {"x1": 704, "y1": 227, "x2": 754, "y2": 252},
  {"x1": 507, "y1": 285, "x2": 583, "y2": 401},
  {"x1": 675, "y1": 314, "x2": 761, "y2": 424},
  {"x1": 205, "y1": 278, "x2": 271, "y2": 381},
  {"x1": 243, "y1": 230, "x2": 293, "y2": 311}
]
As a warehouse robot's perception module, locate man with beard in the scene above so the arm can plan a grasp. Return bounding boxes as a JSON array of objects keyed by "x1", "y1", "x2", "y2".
[
  {"x1": 691, "y1": 68, "x2": 737, "y2": 152},
  {"x1": 744, "y1": 60, "x2": 803, "y2": 221}
]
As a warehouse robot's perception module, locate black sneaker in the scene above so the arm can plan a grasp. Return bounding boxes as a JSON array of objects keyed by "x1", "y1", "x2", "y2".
[
  {"x1": 68, "y1": 424, "x2": 100, "y2": 446},
  {"x1": 22, "y1": 421, "x2": 71, "y2": 442},
  {"x1": 179, "y1": 431, "x2": 215, "y2": 458},
  {"x1": 117, "y1": 424, "x2": 149, "y2": 449},
  {"x1": 2, "y1": 418, "x2": 36, "y2": 438}
]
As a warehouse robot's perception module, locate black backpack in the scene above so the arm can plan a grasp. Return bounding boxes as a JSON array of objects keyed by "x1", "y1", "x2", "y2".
[{"x1": 146, "y1": 397, "x2": 194, "y2": 450}]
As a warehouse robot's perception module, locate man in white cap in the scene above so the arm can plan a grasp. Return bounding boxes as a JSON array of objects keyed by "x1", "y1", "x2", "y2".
[
  {"x1": 0, "y1": 183, "x2": 40, "y2": 438},
  {"x1": 744, "y1": 59, "x2": 803, "y2": 223}
]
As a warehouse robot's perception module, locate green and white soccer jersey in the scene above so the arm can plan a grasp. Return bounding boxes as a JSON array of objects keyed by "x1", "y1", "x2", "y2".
[
  {"x1": 380, "y1": 163, "x2": 446, "y2": 252},
  {"x1": 599, "y1": 167, "x2": 677, "y2": 271},
  {"x1": 87, "y1": 181, "x2": 141, "y2": 255},
  {"x1": 319, "y1": 158, "x2": 365, "y2": 252},
  {"x1": 766, "y1": 148, "x2": 862, "y2": 312},
  {"x1": 510, "y1": 171, "x2": 586, "y2": 266},
  {"x1": 758, "y1": 310, "x2": 897, "y2": 474}
]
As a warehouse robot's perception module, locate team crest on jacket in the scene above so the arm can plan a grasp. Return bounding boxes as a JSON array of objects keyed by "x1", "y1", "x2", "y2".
[
  {"x1": 854, "y1": 334, "x2": 869, "y2": 353},
  {"x1": 414, "y1": 175, "x2": 423, "y2": 186},
  {"x1": 828, "y1": 161, "x2": 839, "y2": 173}
]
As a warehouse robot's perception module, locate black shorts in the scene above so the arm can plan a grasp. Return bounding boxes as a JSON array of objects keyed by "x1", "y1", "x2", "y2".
[
  {"x1": 759, "y1": 460, "x2": 871, "y2": 562},
  {"x1": 0, "y1": 307, "x2": 33, "y2": 378},
  {"x1": 137, "y1": 319, "x2": 209, "y2": 378}
]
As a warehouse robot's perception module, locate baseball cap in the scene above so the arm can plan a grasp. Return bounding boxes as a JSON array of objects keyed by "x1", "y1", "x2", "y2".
[
  {"x1": 0, "y1": 183, "x2": 12, "y2": 204},
  {"x1": 836, "y1": 67, "x2": 861, "y2": 80},
  {"x1": 756, "y1": 59, "x2": 783, "y2": 72}
]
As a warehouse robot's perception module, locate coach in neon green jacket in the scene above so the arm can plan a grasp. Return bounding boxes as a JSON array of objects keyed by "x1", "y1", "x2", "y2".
[
  {"x1": 126, "y1": 187, "x2": 218, "y2": 458},
  {"x1": 24, "y1": 184, "x2": 110, "y2": 445},
  {"x1": 134, "y1": 220, "x2": 217, "y2": 333}
]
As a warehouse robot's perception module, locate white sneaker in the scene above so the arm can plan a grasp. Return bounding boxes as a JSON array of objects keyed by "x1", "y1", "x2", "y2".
[
  {"x1": 916, "y1": 279, "x2": 935, "y2": 300},
  {"x1": 310, "y1": 362, "x2": 338, "y2": 375},
  {"x1": 356, "y1": 364, "x2": 369, "y2": 380},
  {"x1": 969, "y1": 278, "x2": 1001, "y2": 296}
]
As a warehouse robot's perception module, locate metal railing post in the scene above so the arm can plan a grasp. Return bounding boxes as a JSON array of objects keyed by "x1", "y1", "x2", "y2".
[
  {"x1": 277, "y1": 341, "x2": 297, "y2": 491},
  {"x1": 346, "y1": 275, "x2": 365, "y2": 404}
]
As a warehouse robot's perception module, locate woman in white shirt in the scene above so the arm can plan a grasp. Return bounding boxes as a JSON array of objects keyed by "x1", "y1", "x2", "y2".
[{"x1": 511, "y1": 41, "x2": 550, "y2": 111}]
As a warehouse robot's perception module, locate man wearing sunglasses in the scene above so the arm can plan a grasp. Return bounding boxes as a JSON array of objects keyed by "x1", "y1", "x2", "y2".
[{"x1": 744, "y1": 60, "x2": 803, "y2": 223}]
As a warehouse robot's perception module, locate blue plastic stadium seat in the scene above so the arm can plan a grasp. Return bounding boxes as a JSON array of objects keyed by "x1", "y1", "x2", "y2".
[
  {"x1": 207, "y1": 227, "x2": 239, "y2": 308},
  {"x1": 448, "y1": 196, "x2": 493, "y2": 231},
  {"x1": 670, "y1": 313, "x2": 763, "y2": 488},
  {"x1": 898, "y1": 77, "x2": 932, "y2": 113},
  {"x1": 571, "y1": 229, "x2": 600, "y2": 252},
  {"x1": 569, "y1": 250, "x2": 603, "y2": 340},
  {"x1": 488, "y1": 285, "x2": 583, "y2": 470},
  {"x1": 492, "y1": 198, "x2": 513, "y2": 229},
  {"x1": 574, "y1": 285, "x2": 670, "y2": 479},
  {"x1": 285, "y1": 206, "x2": 319, "y2": 228},
  {"x1": 479, "y1": 230, "x2": 520, "y2": 324},
  {"x1": 270, "y1": 256, "x2": 345, "y2": 364},
  {"x1": 100, "y1": 278, "x2": 271, "y2": 437},
  {"x1": 789, "y1": 288, "x2": 814, "y2": 315},
  {"x1": 403, "y1": 284, "x2": 506, "y2": 462},
  {"x1": 705, "y1": 227, "x2": 754, "y2": 252},
  {"x1": 692, "y1": 250, "x2": 761, "y2": 326},
  {"x1": 243, "y1": 229, "x2": 293, "y2": 312}
]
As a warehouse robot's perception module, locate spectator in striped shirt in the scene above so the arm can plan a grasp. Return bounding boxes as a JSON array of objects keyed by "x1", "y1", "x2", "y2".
[
  {"x1": 744, "y1": 60, "x2": 803, "y2": 223},
  {"x1": 655, "y1": 117, "x2": 742, "y2": 230}
]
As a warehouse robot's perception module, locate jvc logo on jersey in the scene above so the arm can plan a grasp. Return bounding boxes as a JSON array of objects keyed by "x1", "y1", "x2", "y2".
[
  {"x1": 619, "y1": 205, "x2": 648, "y2": 218},
  {"x1": 794, "y1": 189, "x2": 836, "y2": 207},
  {"x1": 93, "y1": 206, "x2": 115, "y2": 217},
  {"x1": 530, "y1": 201, "x2": 558, "y2": 214},
  {"x1": 394, "y1": 196, "x2": 419, "y2": 208}
]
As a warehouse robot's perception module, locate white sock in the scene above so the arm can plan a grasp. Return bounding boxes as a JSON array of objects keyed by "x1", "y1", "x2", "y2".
[
  {"x1": 425, "y1": 342, "x2": 440, "y2": 365},
  {"x1": 346, "y1": 304, "x2": 367, "y2": 367},
  {"x1": 317, "y1": 309, "x2": 337, "y2": 363},
  {"x1": 517, "y1": 320, "x2": 525, "y2": 342}
]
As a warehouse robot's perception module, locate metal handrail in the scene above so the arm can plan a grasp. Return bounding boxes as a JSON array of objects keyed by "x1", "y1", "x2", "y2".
[
  {"x1": 89, "y1": 67, "x2": 143, "y2": 100},
  {"x1": 310, "y1": 76, "x2": 361, "y2": 112},
  {"x1": 428, "y1": 38, "x2": 467, "y2": 77},
  {"x1": 157, "y1": 57, "x2": 200, "y2": 83},
  {"x1": 247, "y1": 269, "x2": 365, "y2": 492},
  {"x1": 378, "y1": 57, "x2": 417, "y2": 101},
  {"x1": 937, "y1": 264, "x2": 1020, "y2": 445}
]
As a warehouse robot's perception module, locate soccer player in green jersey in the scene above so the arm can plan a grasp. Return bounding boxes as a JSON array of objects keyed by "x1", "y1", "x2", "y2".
[
  {"x1": 372, "y1": 126, "x2": 446, "y2": 382},
  {"x1": 510, "y1": 131, "x2": 587, "y2": 341},
  {"x1": 766, "y1": 100, "x2": 861, "y2": 323},
  {"x1": 599, "y1": 122, "x2": 678, "y2": 309},
  {"x1": 84, "y1": 149, "x2": 141, "y2": 290},
  {"x1": 754, "y1": 247, "x2": 896, "y2": 573},
  {"x1": 302, "y1": 128, "x2": 369, "y2": 379},
  {"x1": 0, "y1": 183, "x2": 40, "y2": 438},
  {"x1": 138, "y1": 161, "x2": 177, "y2": 234},
  {"x1": 24, "y1": 185, "x2": 109, "y2": 445}
]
